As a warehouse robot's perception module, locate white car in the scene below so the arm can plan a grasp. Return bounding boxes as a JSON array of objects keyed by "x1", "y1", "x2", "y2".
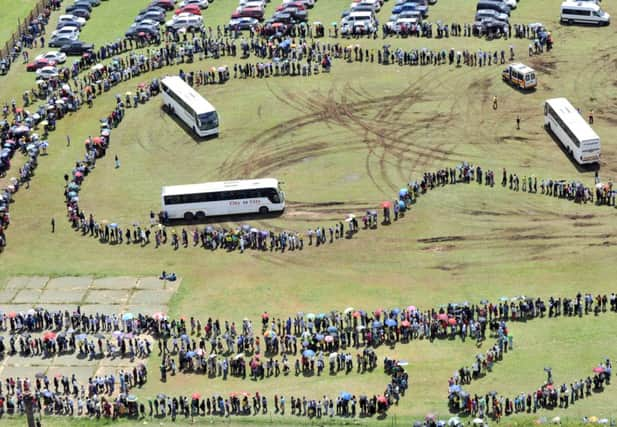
[
  {"x1": 166, "y1": 14, "x2": 204, "y2": 30},
  {"x1": 35, "y1": 66, "x2": 59, "y2": 79},
  {"x1": 179, "y1": 0, "x2": 209, "y2": 8},
  {"x1": 239, "y1": 0, "x2": 265, "y2": 6},
  {"x1": 130, "y1": 18, "x2": 160, "y2": 28},
  {"x1": 504, "y1": 0, "x2": 517, "y2": 8},
  {"x1": 58, "y1": 14, "x2": 87, "y2": 26},
  {"x1": 35, "y1": 51, "x2": 67, "y2": 64},
  {"x1": 51, "y1": 26, "x2": 80, "y2": 39},
  {"x1": 283, "y1": 0, "x2": 314, "y2": 7}
]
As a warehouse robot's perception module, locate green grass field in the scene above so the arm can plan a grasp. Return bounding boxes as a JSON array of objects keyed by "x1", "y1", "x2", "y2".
[
  {"x1": 1, "y1": 0, "x2": 617, "y2": 424},
  {"x1": 0, "y1": 0, "x2": 39, "y2": 48}
]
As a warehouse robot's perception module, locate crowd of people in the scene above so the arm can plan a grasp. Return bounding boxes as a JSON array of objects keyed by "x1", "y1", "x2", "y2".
[{"x1": 1, "y1": 290, "x2": 615, "y2": 421}]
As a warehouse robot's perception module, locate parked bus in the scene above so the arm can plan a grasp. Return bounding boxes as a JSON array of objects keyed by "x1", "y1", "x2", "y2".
[
  {"x1": 161, "y1": 178, "x2": 285, "y2": 220},
  {"x1": 161, "y1": 75, "x2": 219, "y2": 137},
  {"x1": 544, "y1": 98, "x2": 601, "y2": 165},
  {"x1": 502, "y1": 63, "x2": 537, "y2": 90}
]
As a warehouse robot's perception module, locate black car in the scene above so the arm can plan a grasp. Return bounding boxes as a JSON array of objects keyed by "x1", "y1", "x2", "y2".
[
  {"x1": 66, "y1": 2, "x2": 92, "y2": 13},
  {"x1": 80, "y1": 0, "x2": 101, "y2": 5},
  {"x1": 59, "y1": 41, "x2": 95, "y2": 55},
  {"x1": 48, "y1": 36, "x2": 76, "y2": 48},
  {"x1": 125, "y1": 25, "x2": 159, "y2": 39},
  {"x1": 135, "y1": 10, "x2": 165, "y2": 23},
  {"x1": 68, "y1": 8, "x2": 91, "y2": 19},
  {"x1": 139, "y1": 5, "x2": 166, "y2": 15}
]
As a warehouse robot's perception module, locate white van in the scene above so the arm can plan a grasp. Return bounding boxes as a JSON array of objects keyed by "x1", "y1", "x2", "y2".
[{"x1": 560, "y1": 1, "x2": 610, "y2": 25}]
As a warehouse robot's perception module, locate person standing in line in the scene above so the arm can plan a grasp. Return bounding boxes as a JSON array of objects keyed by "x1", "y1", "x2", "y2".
[
  {"x1": 51, "y1": 217, "x2": 55, "y2": 233},
  {"x1": 516, "y1": 115, "x2": 520, "y2": 130}
]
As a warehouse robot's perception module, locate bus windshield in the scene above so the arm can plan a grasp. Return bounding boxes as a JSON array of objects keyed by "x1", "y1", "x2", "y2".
[{"x1": 197, "y1": 111, "x2": 219, "y2": 130}]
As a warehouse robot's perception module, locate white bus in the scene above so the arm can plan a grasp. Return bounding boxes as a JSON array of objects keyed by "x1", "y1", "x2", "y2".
[
  {"x1": 161, "y1": 178, "x2": 285, "y2": 220},
  {"x1": 161, "y1": 76, "x2": 219, "y2": 137},
  {"x1": 544, "y1": 98, "x2": 601, "y2": 165}
]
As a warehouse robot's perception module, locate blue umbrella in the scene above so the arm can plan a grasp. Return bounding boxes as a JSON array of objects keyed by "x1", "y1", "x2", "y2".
[
  {"x1": 303, "y1": 349, "x2": 315, "y2": 358},
  {"x1": 76, "y1": 333, "x2": 87, "y2": 341},
  {"x1": 391, "y1": 308, "x2": 401, "y2": 315},
  {"x1": 317, "y1": 313, "x2": 326, "y2": 319},
  {"x1": 180, "y1": 334, "x2": 189, "y2": 342},
  {"x1": 449, "y1": 384, "x2": 461, "y2": 393},
  {"x1": 327, "y1": 326, "x2": 338, "y2": 333},
  {"x1": 398, "y1": 200, "x2": 406, "y2": 210},
  {"x1": 314, "y1": 334, "x2": 325, "y2": 341},
  {"x1": 41, "y1": 390, "x2": 53, "y2": 398},
  {"x1": 122, "y1": 313, "x2": 134, "y2": 321},
  {"x1": 185, "y1": 351, "x2": 196, "y2": 358},
  {"x1": 340, "y1": 392, "x2": 352, "y2": 401},
  {"x1": 110, "y1": 223, "x2": 118, "y2": 228},
  {"x1": 372, "y1": 321, "x2": 383, "y2": 328},
  {"x1": 385, "y1": 319, "x2": 397, "y2": 327},
  {"x1": 399, "y1": 188, "x2": 408, "y2": 197}
]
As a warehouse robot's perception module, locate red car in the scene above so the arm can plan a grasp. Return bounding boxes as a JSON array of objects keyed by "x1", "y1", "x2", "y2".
[
  {"x1": 175, "y1": 4, "x2": 201, "y2": 15},
  {"x1": 232, "y1": 7, "x2": 264, "y2": 20},
  {"x1": 26, "y1": 58, "x2": 56, "y2": 72},
  {"x1": 276, "y1": 2, "x2": 305, "y2": 11}
]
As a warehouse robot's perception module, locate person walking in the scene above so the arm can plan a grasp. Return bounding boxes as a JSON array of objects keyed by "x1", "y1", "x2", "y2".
[
  {"x1": 492, "y1": 96, "x2": 498, "y2": 110},
  {"x1": 115, "y1": 155, "x2": 120, "y2": 168},
  {"x1": 516, "y1": 115, "x2": 520, "y2": 130},
  {"x1": 51, "y1": 217, "x2": 55, "y2": 233},
  {"x1": 66, "y1": 135, "x2": 71, "y2": 147},
  {"x1": 588, "y1": 109, "x2": 594, "y2": 124}
]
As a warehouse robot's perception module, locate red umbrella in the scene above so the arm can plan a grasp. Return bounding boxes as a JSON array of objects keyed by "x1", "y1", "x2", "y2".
[
  {"x1": 8, "y1": 312, "x2": 17, "y2": 319},
  {"x1": 448, "y1": 318, "x2": 457, "y2": 326},
  {"x1": 74, "y1": 171, "x2": 83, "y2": 177},
  {"x1": 377, "y1": 395, "x2": 387, "y2": 403},
  {"x1": 437, "y1": 313, "x2": 448, "y2": 321},
  {"x1": 92, "y1": 136, "x2": 102, "y2": 144},
  {"x1": 192, "y1": 392, "x2": 201, "y2": 400},
  {"x1": 152, "y1": 312, "x2": 165, "y2": 321},
  {"x1": 352, "y1": 311, "x2": 361, "y2": 318},
  {"x1": 593, "y1": 366, "x2": 605, "y2": 374},
  {"x1": 401, "y1": 320, "x2": 411, "y2": 327},
  {"x1": 381, "y1": 201, "x2": 392, "y2": 208},
  {"x1": 43, "y1": 331, "x2": 56, "y2": 341}
]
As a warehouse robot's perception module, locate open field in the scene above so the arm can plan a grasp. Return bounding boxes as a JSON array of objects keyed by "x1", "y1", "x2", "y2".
[
  {"x1": 0, "y1": 0, "x2": 38, "y2": 47},
  {"x1": 1, "y1": 0, "x2": 617, "y2": 424}
]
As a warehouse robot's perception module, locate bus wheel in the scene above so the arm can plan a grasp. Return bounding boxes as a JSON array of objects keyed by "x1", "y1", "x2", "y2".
[
  {"x1": 195, "y1": 211, "x2": 206, "y2": 220},
  {"x1": 259, "y1": 207, "x2": 269, "y2": 215},
  {"x1": 183, "y1": 212, "x2": 194, "y2": 221}
]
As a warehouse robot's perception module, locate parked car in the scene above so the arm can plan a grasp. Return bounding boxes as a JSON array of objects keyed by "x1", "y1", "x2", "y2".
[
  {"x1": 66, "y1": 2, "x2": 92, "y2": 13},
  {"x1": 276, "y1": 1, "x2": 305, "y2": 10},
  {"x1": 475, "y1": 9, "x2": 509, "y2": 24},
  {"x1": 125, "y1": 25, "x2": 159, "y2": 39},
  {"x1": 69, "y1": 8, "x2": 91, "y2": 19},
  {"x1": 178, "y1": 0, "x2": 209, "y2": 8},
  {"x1": 59, "y1": 40, "x2": 94, "y2": 55},
  {"x1": 35, "y1": 51, "x2": 67, "y2": 64},
  {"x1": 231, "y1": 7, "x2": 265, "y2": 20},
  {"x1": 26, "y1": 58, "x2": 57, "y2": 71},
  {"x1": 150, "y1": 0, "x2": 175, "y2": 10},
  {"x1": 228, "y1": 16, "x2": 259, "y2": 29},
  {"x1": 130, "y1": 19, "x2": 160, "y2": 29},
  {"x1": 35, "y1": 66, "x2": 59, "y2": 79},
  {"x1": 175, "y1": 5, "x2": 202, "y2": 15},
  {"x1": 135, "y1": 10, "x2": 166, "y2": 22},
  {"x1": 58, "y1": 14, "x2": 87, "y2": 27},
  {"x1": 48, "y1": 36, "x2": 76, "y2": 47},
  {"x1": 51, "y1": 26, "x2": 80, "y2": 39},
  {"x1": 165, "y1": 13, "x2": 204, "y2": 30}
]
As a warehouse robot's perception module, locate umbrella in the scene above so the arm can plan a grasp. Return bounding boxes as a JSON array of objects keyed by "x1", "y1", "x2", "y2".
[
  {"x1": 327, "y1": 326, "x2": 337, "y2": 333},
  {"x1": 448, "y1": 318, "x2": 457, "y2": 326},
  {"x1": 399, "y1": 188, "x2": 408, "y2": 196},
  {"x1": 306, "y1": 313, "x2": 315, "y2": 321},
  {"x1": 344, "y1": 307, "x2": 354, "y2": 314},
  {"x1": 41, "y1": 390, "x2": 53, "y2": 398},
  {"x1": 324, "y1": 335, "x2": 335, "y2": 343},
  {"x1": 185, "y1": 351, "x2": 196, "y2": 358},
  {"x1": 192, "y1": 392, "x2": 201, "y2": 400},
  {"x1": 127, "y1": 395, "x2": 138, "y2": 403},
  {"x1": 391, "y1": 308, "x2": 401, "y2": 315},
  {"x1": 43, "y1": 331, "x2": 56, "y2": 341},
  {"x1": 499, "y1": 296, "x2": 508, "y2": 302},
  {"x1": 152, "y1": 312, "x2": 165, "y2": 321},
  {"x1": 264, "y1": 330, "x2": 276, "y2": 338},
  {"x1": 593, "y1": 366, "x2": 605, "y2": 373},
  {"x1": 303, "y1": 349, "x2": 315, "y2": 358},
  {"x1": 372, "y1": 321, "x2": 383, "y2": 328},
  {"x1": 112, "y1": 331, "x2": 123, "y2": 338},
  {"x1": 381, "y1": 201, "x2": 392, "y2": 209},
  {"x1": 377, "y1": 395, "x2": 387, "y2": 404},
  {"x1": 401, "y1": 320, "x2": 411, "y2": 327},
  {"x1": 76, "y1": 333, "x2": 87, "y2": 341},
  {"x1": 385, "y1": 319, "x2": 397, "y2": 327},
  {"x1": 449, "y1": 384, "x2": 461, "y2": 393},
  {"x1": 122, "y1": 313, "x2": 134, "y2": 321},
  {"x1": 340, "y1": 392, "x2": 352, "y2": 401},
  {"x1": 407, "y1": 305, "x2": 417, "y2": 312},
  {"x1": 437, "y1": 313, "x2": 448, "y2": 321},
  {"x1": 27, "y1": 308, "x2": 36, "y2": 316},
  {"x1": 314, "y1": 334, "x2": 324, "y2": 341}
]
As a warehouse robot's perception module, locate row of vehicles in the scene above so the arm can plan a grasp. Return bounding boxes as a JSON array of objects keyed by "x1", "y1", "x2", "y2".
[
  {"x1": 126, "y1": 0, "x2": 209, "y2": 39},
  {"x1": 228, "y1": 0, "x2": 313, "y2": 32},
  {"x1": 29, "y1": 0, "x2": 98, "y2": 79},
  {"x1": 473, "y1": 0, "x2": 517, "y2": 34},
  {"x1": 385, "y1": 0, "x2": 433, "y2": 34},
  {"x1": 340, "y1": 0, "x2": 436, "y2": 36}
]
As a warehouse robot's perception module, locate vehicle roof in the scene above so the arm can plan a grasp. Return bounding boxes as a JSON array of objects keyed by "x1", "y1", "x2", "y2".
[
  {"x1": 546, "y1": 97, "x2": 600, "y2": 142},
  {"x1": 162, "y1": 178, "x2": 280, "y2": 196},
  {"x1": 508, "y1": 63, "x2": 535, "y2": 73},
  {"x1": 561, "y1": 0, "x2": 600, "y2": 9},
  {"x1": 161, "y1": 75, "x2": 216, "y2": 114}
]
